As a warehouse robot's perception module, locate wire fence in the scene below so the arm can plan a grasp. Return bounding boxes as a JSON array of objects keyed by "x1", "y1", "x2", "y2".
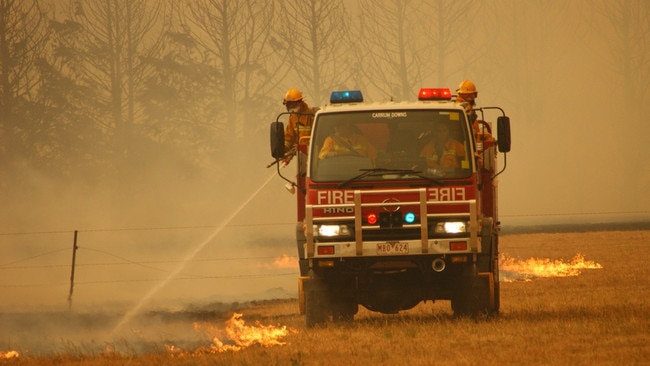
[
  {"x1": 0, "y1": 223, "x2": 300, "y2": 310},
  {"x1": 1, "y1": 211, "x2": 648, "y2": 308}
]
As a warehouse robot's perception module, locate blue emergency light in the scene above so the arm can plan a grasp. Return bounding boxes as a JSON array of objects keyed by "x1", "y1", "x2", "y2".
[
  {"x1": 330, "y1": 90, "x2": 363, "y2": 104},
  {"x1": 418, "y1": 88, "x2": 452, "y2": 101}
]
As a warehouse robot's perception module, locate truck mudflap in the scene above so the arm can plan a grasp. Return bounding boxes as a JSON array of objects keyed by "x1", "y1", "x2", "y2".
[
  {"x1": 451, "y1": 216, "x2": 500, "y2": 316},
  {"x1": 450, "y1": 270, "x2": 499, "y2": 317},
  {"x1": 298, "y1": 276, "x2": 307, "y2": 315},
  {"x1": 477, "y1": 271, "x2": 497, "y2": 310},
  {"x1": 304, "y1": 187, "x2": 479, "y2": 258}
]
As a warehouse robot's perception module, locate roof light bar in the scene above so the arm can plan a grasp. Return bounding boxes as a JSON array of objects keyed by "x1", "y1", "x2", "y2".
[
  {"x1": 330, "y1": 90, "x2": 363, "y2": 104},
  {"x1": 418, "y1": 88, "x2": 452, "y2": 101}
]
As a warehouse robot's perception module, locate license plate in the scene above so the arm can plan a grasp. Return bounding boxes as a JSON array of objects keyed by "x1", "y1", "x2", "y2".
[{"x1": 377, "y1": 242, "x2": 409, "y2": 255}]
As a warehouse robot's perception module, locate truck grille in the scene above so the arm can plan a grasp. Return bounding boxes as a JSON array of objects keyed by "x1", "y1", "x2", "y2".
[{"x1": 305, "y1": 187, "x2": 477, "y2": 256}]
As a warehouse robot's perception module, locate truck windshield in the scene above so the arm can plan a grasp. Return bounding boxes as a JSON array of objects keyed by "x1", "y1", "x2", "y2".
[{"x1": 309, "y1": 109, "x2": 473, "y2": 182}]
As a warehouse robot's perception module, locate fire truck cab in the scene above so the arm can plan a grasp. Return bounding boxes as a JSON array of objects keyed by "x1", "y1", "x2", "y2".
[{"x1": 270, "y1": 88, "x2": 511, "y2": 327}]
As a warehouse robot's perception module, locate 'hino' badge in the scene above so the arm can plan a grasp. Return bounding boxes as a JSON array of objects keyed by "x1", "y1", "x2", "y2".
[{"x1": 382, "y1": 197, "x2": 400, "y2": 212}]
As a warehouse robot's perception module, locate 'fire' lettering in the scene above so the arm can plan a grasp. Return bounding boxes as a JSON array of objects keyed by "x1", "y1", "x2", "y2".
[
  {"x1": 317, "y1": 190, "x2": 354, "y2": 204},
  {"x1": 428, "y1": 187, "x2": 466, "y2": 201}
]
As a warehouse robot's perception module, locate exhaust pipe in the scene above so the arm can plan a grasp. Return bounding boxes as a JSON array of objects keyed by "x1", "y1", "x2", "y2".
[{"x1": 432, "y1": 258, "x2": 446, "y2": 272}]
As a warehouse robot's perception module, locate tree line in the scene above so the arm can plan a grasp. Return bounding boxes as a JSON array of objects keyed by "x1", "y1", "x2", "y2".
[
  {"x1": 0, "y1": 0, "x2": 481, "y2": 186},
  {"x1": 1, "y1": 0, "x2": 648, "y2": 190}
]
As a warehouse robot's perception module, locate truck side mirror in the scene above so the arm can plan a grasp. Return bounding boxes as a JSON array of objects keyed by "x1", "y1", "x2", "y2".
[
  {"x1": 496, "y1": 116, "x2": 511, "y2": 153},
  {"x1": 270, "y1": 121, "x2": 285, "y2": 159}
]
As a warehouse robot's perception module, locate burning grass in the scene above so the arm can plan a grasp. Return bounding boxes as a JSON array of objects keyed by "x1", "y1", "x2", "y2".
[
  {"x1": 2, "y1": 230, "x2": 649, "y2": 365},
  {"x1": 499, "y1": 252, "x2": 602, "y2": 281},
  {"x1": 165, "y1": 312, "x2": 295, "y2": 355},
  {"x1": 1, "y1": 350, "x2": 19, "y2": 359}
]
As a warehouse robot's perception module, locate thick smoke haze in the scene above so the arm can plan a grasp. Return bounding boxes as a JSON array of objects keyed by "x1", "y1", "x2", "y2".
[
  {"x1": 1, "y1": 144, "x2": 297, "y2": 312},
  {"x1": 1, "y1": 0, "x2": 649, "y2": 315}
]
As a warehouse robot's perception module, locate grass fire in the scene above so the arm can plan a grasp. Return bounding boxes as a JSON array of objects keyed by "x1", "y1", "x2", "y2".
[
  {"x1": 1, "y1": 350, "x2": 19, "y2": 359},
  {"x1": 499, "y1": 253, "x2": 603, "y2": 282},
  {"x1": 0, "y1": 230, "x2": 647, "y2": 365},
  {"x1": 166, "y1": 312, "x2": 295, "y2": 355}
]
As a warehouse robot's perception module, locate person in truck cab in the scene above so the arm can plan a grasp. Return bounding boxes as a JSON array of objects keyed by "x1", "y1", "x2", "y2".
[
  {"x1": 419, "y1": 122, "x2": 466, "y2": 169},
  {"x1": 318, "y1": 122, "x2": 377, "y2": 162}
]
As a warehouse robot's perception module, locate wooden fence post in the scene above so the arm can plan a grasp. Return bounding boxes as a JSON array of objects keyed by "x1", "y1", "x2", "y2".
[{"x1": 68, "y1": 230, "x2": 78, "y2": 309}]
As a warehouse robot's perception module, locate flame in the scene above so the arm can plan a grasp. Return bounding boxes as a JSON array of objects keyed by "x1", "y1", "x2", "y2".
[
  {"x1": 500, "y1": 253, "x2": 602, "y2": 282},
  {"x1": 167, "y1": 312, "x2": 295, "y2": 355},
  {"x1": 1, "y1": 351, "x2": 19, "y2": 359},
  {"x1": 257, "y1": 254, "x2": 299, "y2": 269},
  {"x1": 272, "y1": 254, "x2": 299, "y2": 268}
]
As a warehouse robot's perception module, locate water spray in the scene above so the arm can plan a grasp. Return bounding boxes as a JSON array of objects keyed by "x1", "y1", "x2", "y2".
[{"x1": 111, "y1": 171, "x2": 279, "y2": 335}]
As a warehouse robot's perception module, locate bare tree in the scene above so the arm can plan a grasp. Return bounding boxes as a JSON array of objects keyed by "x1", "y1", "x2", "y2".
[
  {"x1": 48, "y1": 0, "x2": 166, "y2": 162},
  {"x1": 139, "y1": 27, "x2": 221, "y2": 169},
  {"x1": 420, "y1": 0, "x2": 476, "y2": 87},
  {"x1": 182, "y1": 0, "x2": 287, "y2": 139},
  {"x1": 353, "y1": 0, "x2": 427, "y2": 101},
  {"x1": 0, "y1": 0, "x2": 49, "y2": 164},
  {"x1": 279, "y1": 0, "x2": 353, "y2": 104}
]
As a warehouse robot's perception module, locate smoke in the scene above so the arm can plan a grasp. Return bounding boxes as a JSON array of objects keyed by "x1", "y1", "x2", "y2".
[
  {"x1": 0, "y1": 304, "x2": 282, "y2": 357},
  {"x1": 0, "y1": 142, "x2": 299, "y2": 356},
  {"x1": 0, "y1": 129, "x2": 299, "y2": 313}
]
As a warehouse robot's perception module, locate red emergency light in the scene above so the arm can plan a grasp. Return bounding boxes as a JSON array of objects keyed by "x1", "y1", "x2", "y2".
[{"x1": 418, "y1": 88, "x2": 452, "y2": 101}]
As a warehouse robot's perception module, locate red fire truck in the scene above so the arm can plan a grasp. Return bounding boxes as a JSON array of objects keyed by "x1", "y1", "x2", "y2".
[{"x1": 269, "y1": 88, "x2": 511, "y2": 327}]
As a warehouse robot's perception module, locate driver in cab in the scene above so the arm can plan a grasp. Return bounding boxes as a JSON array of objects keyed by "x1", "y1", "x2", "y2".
[
  {"x1": 318, "y1": 122, "x2": 377, "y2": 162},
  {"x1": 419, "y1": 122, "x2": 465, "y2": 169}
]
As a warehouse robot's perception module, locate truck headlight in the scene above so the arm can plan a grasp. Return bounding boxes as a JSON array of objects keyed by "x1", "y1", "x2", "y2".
[
  {"x1": 435, "y1": 221, "x2": 467, "y2": 234},
  {"x1": 315, "y1": 224, "x2": 351, "y2": 237}
]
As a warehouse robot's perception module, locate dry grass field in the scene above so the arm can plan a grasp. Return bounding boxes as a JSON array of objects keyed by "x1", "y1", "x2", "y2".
[{"x1": 2, "y1": 230, "x2": 649, "y2": 365}]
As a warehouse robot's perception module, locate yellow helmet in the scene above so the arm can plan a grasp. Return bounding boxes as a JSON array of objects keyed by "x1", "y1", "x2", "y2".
[
  {"x1": 456, "y1": 80, "x2": 477, "y2": 95},
  {"x1": 283, "y1": 88, "x2": 304, "y2": 104}
]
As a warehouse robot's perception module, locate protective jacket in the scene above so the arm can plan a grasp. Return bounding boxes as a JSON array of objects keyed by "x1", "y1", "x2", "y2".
[
  {"x1": 318, "y1": 134, "x2": 377, "y2": 161},
  {"x1": 420, "y1": 138, "x2": 466, "y2": 168},
  {"x1": 284, "y1": 102, "x2": 315, "y2": 151}
]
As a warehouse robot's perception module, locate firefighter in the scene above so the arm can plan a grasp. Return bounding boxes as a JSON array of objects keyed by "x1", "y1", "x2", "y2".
[
  {"x1": 456, "y1": 79, "x2": 478, "y2": 123},
  {"x1": 318, "y1": 122, "x2": 377, "y2": 161},
  {"x1": 456, "y1": 80, "x2": 493, "y2": 148},
  {"x1": 419, "y1": 122, "x2": 466, "y2": 169},
  {"x1": 283, "y1": 88, "x2": 316, "y2": 153}
]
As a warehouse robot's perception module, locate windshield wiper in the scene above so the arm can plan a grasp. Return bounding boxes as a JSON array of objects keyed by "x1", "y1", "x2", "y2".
[
  {"x1": 402, "y1": 170, "x2": 445, "y2": 186},
  {"x1": 337, "y1": 168, "x2": 443, "y2": 188}
]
